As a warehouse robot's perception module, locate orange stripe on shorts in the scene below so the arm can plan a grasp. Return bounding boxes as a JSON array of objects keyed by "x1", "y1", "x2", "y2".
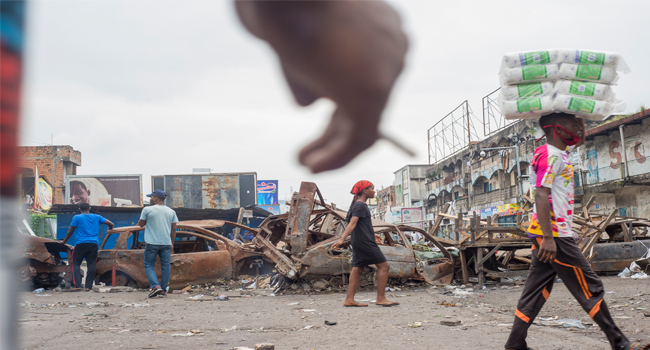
[{"x1": 589, "y1": 299, "x2": 603, "y2": 319}]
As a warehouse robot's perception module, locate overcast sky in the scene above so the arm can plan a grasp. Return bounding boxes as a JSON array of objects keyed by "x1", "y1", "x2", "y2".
[{"x1": 20, "y1": 0, "x2": 650, "y2": 209}]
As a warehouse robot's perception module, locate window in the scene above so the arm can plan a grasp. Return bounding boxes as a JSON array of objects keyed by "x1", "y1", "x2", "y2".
[
  {"x1": 483, "y1": 183, "x2": 489, "y2": 193},
  {"x1": 453, "y1": 191, "x2": 459, "y2": 200}
]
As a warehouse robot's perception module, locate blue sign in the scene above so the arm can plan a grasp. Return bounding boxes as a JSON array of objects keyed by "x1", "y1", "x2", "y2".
[{"x1": 256, "y1": 180, "x2": 278, "y2": 205}]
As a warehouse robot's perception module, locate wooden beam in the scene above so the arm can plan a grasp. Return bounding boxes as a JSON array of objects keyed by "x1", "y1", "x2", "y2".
[
  {"x1": 476, "y1": 244, "x2": 503, "y2": 268},
  {"x1": 459, "y1": 249, "x2": 469, "y2": 285}
]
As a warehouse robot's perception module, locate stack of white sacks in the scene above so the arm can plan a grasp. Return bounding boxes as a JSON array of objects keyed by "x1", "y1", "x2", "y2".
[{"x1": 499, "y1": 49, "x2": 630, "y2": 120}]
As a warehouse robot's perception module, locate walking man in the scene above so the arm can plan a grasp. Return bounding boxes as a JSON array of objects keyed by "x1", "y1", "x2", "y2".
[
  {"x1": 61, "y1": 202, "x2": 114, "y2": 291},
  {"x1": 137, "y1": 190, "x2": 178, "y2": 298},
  {"x1": 505, "y1": 113, "x2": 649, "y2": 350}
]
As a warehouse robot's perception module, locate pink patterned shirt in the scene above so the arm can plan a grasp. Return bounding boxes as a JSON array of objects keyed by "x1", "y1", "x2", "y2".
[{"x1": 527, "y1": 144, "x2": 575, "y2": 238}]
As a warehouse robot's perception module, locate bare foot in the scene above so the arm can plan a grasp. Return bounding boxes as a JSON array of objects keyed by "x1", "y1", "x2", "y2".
[{"x1": 343, "y1": 301, "x2": 368, "y2": 307}]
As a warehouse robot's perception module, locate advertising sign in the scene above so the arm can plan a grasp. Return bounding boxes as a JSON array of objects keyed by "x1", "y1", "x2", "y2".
[
  {"x1": 66, "y1": 175, "x2": 142, "y2": 207},
  {"x1": 497, "y1": 203, "x2": 521, "y2": 216},
  {"x1": 257, "y1": 180, "x2": 278, "y2": 205},
  {"x1": 480, "y1": 207, "x2": 497, "y2": 219},
  {"x1": 259, "y1": 204, "x2": 281, "y2": 215},
  {"x1": 401, "y1": 207, "x2": 423, "y2": 228}
]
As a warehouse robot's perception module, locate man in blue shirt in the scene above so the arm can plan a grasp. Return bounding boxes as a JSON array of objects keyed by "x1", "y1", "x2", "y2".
[
  {"x1": 61, "y1": 203, "x2": 114, "y2": 291},
  {"x1": 137, "y1": 190, "x2": 178, "y2": 298}
]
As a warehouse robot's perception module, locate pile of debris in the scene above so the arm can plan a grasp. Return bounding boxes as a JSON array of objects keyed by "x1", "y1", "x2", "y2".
[
  {"x1": 429, "y1": 191, "x2": 650, "y2": 287},
  {"x1": 252, "y1": 182, "x2": 456, "y2": 289}
]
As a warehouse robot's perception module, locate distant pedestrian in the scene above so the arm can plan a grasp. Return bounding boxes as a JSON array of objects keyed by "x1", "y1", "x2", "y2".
[
  {"x1": 61, "y1": 203, "x2": 114, "y2": 291},
  {"x1": 137, "y1": 190, "x2": 178, "y2": 298},
  {"x1": 332, "y1": 180, "x2": 398, "y2": 307}
]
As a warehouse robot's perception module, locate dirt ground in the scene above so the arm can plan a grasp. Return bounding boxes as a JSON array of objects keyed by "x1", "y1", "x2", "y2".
[{"x1": 17, "y1": 276, "x2": 650, "y2": 350}]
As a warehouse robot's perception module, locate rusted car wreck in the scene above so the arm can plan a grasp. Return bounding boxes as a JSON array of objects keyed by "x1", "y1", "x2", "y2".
[
  {"x1": 252, "y1": 182, "x2": 455, "y2": 285},
  {"x1": 20, "y1": 234, "x2": 75, "y2": 288},
  {"x1": 95, "y1": 221, "x2": 269, "y2": 289}
]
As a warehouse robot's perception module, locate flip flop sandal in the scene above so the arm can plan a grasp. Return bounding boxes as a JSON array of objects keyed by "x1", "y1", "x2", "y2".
[
  {"x1": 377, "y1": 302, "x2": 400, "y2": 307},
  {"x1": 344, "y1": 303, "x2": 368, "y2": 307}
]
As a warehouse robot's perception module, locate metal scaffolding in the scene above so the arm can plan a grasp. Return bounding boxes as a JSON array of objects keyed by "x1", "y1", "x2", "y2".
[
  {"x1": 427, "y1": 101, "x2": 482, "y2": 165},
  {"x1": 482, "y1": 87, "x2": 516, "y2": 137}
]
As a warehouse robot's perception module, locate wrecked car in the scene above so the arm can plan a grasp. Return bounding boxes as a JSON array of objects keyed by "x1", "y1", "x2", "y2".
[
  {"x1": 253, "y1": 181, "x2": 455, "y2": 285},
  {"x1": 95, "y1": 220, "x2": 269, "y2": 289},
  {"x1": 20, "y1": 234, "x2": 74, "y2": 288}
]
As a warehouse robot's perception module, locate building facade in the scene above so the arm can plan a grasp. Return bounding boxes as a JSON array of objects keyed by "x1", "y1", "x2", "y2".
[
  {"x1": 424, "y1": 108, "x2": 650, "y2": 238},
  {"x1": 18, "y1": 145, "x2": 82, "y2": 204},
  {"x1": 374, "y1": 185, "x2": 396, "y2": 220},
  {"x1": 393, "y1": 165, "x2": 429, "y2": 208}
]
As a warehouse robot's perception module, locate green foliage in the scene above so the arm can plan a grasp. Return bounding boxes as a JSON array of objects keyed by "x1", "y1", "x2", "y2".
[{"x1": 29, "y1": 213, "x2": 56, "y2": 237}]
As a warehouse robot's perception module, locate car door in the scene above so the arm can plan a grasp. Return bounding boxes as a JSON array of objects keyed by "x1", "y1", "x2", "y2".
[
  {"x1": 170, "y1": 231, "x2": 232, "y2": 289},
  {"x1": 377, "y1": 230, "x2": 417, "y2": 279}
]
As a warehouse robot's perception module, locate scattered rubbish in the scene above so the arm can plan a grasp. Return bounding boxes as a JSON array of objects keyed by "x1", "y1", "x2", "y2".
[
  {"x1": 407, "y1": 322, "x2": 423, "y2": 328},
  {"x1": 324, "y1": 321, "x2": 337, "y2": 326},
  {"x1": 35, "y1": 294, "x2": 51, "y2": 297},
  {"x1": 300, "y1": 309, "x2": 316, "y2": 313},
  {"x1": 287, "y1": 302, "x2": 300, "y2": 306},
  {"x1": 619, "y1": 268, "x2": 632, "y2": 278},
  {"x1": 631, "y1": 272, "x2": 648, "y2": 279},
  {"x1": 303, "y1": 325, "x2": 314, "y2": 330},
  {"x1": 440, "y1": 320, "x2": 461, "y2": 326},
  {"x1": 188, "y1": 294, "x2": 205, "y2": 300},
  {"x1": 92, "y1": 286, "x2": 133, "y2": 293},
  {"x1": 535, "y1": 317, "x2": 585, "y2": 329},
  {"x1": 217, "y1": 295, "x2": 230, "y2": 301},
  {"x1": 254, "y1": 343, "x2": 275, "y2": 350},
  {"x1": 33, "y1": 288, "x2": 45, "y2": 294},
  {"x1": 172, "y1": 330, "x2": 203, "y2": 337}
]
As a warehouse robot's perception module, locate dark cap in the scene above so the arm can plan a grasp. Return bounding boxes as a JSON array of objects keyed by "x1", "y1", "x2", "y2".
[{"x1": 146, "y1": 189, "x2": 167, "y2": 198}]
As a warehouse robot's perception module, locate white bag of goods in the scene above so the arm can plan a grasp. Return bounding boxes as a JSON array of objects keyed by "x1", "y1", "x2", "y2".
[
  {"x1": 552, "y1": 94, "x2": 625, "y2": 121},
  {"x1": 501, "y1": 96, "x2": 554, "y2": 120},
  {"x1": 554, "y1": 80, "x2": 615, "y2": 101},
  {"x1": 558, "y1": 64, "x2": 618, "y2": 84},
  {"x1": 501, "y1": 64, "x2": 559, "y2": 85},
  {"x1": 559, "y1": 49, "x2": 630, "y2": 74},
  {"x1": 500, "y1": 82, "x2": 554, "y2": 101},
  {"x1": 501, "y1": 50, "x2": 562, "y2": 68}
]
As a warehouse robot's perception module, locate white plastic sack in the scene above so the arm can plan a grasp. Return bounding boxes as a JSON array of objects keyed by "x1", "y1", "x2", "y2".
[
  {"x1": 554, "y1": 80, "x2": 615, "y2": 101},
  {"x1": 500, "y1": 82, "x2": 555, "y2": 101},
  {"x1": 558, "y1": 64, "x2": 618, "y2": 85},
  {"x1": 553, "y1": 94, "x2": 626, "y2": 121},
  {"x1": 501, "y1": 96, "x2": 554, "y2": 120},
  {"x1": 501, "y1": 64, "x2": 559, "y2": 85},
  {"x1": 501, "y1": 50, "x2": 562, "y2": 68},
  {"x1": 559, "y1": 49, "x2": 630, "y2": 74}
]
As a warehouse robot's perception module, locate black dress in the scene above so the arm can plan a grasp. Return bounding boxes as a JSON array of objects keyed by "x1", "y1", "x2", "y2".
[{"x1": 346, "y1": 201, "x2": 387, "y2": 268}]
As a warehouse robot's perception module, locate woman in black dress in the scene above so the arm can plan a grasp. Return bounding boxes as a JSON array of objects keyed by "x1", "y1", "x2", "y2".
[{"x1": 332, "y1": 180, "x2": 398, "y2": 307}]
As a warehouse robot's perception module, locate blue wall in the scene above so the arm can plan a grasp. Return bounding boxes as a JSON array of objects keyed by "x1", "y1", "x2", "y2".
[{"x1": 57, "y1": 212, "x2": 142, "y2": 253}]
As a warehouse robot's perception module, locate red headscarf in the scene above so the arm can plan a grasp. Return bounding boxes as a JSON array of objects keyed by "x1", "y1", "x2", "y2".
[{"x1": 351, "y1": 180, "x2": 374, "y2": 197}]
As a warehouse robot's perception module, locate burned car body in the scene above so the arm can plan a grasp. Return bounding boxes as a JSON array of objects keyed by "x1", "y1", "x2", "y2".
[
  {"x1": 95, "y1": 221, "x2": 267, "y2": 289},
  {"x1": 253, "y1": 182, "x2": 455, "y2": 284},
  {"x1": 20, "y1": 234, "x2": 74, "y2": 288}
]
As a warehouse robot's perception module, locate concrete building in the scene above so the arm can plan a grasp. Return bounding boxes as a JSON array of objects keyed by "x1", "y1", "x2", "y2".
[
  {"x1": 374, "y1": 185, "x2": 396, "y2": 220},
  {"x1": 578, "y1": 109, "x2": 650, "y2": 218},
  {"x1": 18, "y1": 145, "x2": 82, "y2": 204},
  {"x1": 394, "y1": 165, "x2": 429, "y2": 208},
  {"x1": 424, "y1": 108, "x2": 650, "y2": 238}
]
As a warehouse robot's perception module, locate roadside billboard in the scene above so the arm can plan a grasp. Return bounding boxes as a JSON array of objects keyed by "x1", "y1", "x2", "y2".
[
  {"x1": 401, "y1": 207, "x2": 424, "y2": 228},
  {"x1": 65, "y1": 175, "x2": 142, "y2": 207},
  {"x1": 257, "y1": 180, "x2": 278, "y2": 205}
]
